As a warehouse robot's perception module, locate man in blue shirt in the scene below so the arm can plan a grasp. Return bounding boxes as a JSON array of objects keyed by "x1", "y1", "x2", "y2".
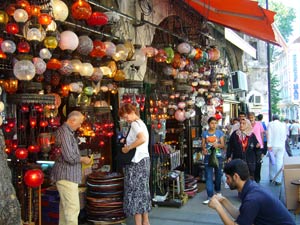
[{"x1": 208, "y1": 159, "x2": 296, "y2": 225}]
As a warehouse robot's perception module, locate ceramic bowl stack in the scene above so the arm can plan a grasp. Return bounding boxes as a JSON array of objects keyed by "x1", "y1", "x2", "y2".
[
  {"x1": 184, "y1": 174, "x2": 198, "y2": 197},
  {"x1": 86, "y1": 172, "x2": 126, "y2": 224}
]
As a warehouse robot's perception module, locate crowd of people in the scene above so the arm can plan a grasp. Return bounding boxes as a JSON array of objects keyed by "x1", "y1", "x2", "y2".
[{"x1": 202, "y1": 112, "x2": 297, "y2": 225}]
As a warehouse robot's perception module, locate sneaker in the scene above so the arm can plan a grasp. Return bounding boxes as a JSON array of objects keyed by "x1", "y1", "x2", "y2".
[{"x1": 202, "y1": 199, "x2": 210, "y2": 204}]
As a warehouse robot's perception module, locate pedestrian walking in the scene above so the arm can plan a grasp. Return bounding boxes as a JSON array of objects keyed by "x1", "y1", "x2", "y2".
[
  {"x1": 201, "y1": 117, "x2": 225, "y2": 204},
  {"x1": 289, "y1": 120, "x2": 300, "y2": 148},
  {"x1": 267, "y1": 115, "x2": 286, "y2": 185},
  {"x1": 226, "y1": 119, "x2": 260, "y2": 180},
  {"x1": 248, "y1": 112, "x2": 264, "y2": 183},
  {"x1": 284, "y1": 118, "x2": 293, "y2": 156}
]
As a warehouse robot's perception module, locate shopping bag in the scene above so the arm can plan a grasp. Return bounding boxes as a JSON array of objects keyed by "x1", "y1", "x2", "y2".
[{"x1": 208, "y1": 146, "x2": 219, "y2": 168}]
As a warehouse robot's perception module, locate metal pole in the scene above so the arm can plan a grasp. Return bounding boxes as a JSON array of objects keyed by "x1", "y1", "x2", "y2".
[{"x1": 266, "y1": 0, "x2": 272, "y2": 121}]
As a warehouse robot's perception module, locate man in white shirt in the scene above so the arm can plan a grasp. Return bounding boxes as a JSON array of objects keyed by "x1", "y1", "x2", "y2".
[{"x1": 267, "y1": 115, "x2": 286, "y2": 185}]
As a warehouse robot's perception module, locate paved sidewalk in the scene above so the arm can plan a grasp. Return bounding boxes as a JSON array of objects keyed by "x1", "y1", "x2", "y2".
[{"x1": 124, "y1": 146, "x2": 300, "y2": 225}]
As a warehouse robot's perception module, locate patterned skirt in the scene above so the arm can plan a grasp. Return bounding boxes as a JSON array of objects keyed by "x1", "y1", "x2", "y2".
[{"x1": 123, "y1": 157, "x2": 152, "y2": 216}]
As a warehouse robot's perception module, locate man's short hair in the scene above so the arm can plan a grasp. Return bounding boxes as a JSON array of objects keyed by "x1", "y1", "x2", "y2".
[
  {"x1": 257, "y1": 114, "x2": 263, "y2": 121},
  {"x1": 67, "y1": 111, "x2": 83, "y2": 120},
  {"x1": 272, "y1": 114, "x2": 280, "y2": 121},
  {"x1": 224, "y1": 159, "x2": 250, "y2": 181}
]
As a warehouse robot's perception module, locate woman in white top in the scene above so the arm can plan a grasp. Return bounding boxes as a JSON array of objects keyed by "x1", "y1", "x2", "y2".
[{"x1": 118, "y1": 103, "x2": 151, "y2": 225}]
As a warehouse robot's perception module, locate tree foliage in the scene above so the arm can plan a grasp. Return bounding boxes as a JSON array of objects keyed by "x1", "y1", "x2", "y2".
[
  {"x1": 269, "y1": 1, "x2": 296, "y2": 43},
  {"x1": 270, "y1": 73, "x2": 281, "y2": 115}
]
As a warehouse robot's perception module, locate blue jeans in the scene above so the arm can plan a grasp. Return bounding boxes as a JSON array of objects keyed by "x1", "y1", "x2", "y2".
[{"x1": 204, "y1": 155, "x2": 223, "y2": 198}]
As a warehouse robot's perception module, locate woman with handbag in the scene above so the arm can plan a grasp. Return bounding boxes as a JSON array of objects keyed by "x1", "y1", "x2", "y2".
[
  {"x1": 226, "y1": 118, "x2": 260, "y2": 180},
  {"x1": 201, "y1": 117, "x2": 225, "y2": 204},
  {"x1": 118, "y1": 103, "x2": 151, "y2": 225}
]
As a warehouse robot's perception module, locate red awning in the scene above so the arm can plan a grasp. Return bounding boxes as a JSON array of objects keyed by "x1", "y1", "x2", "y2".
[{"x1": 184, "y1": 0, "x2": 280, "y2": 46}]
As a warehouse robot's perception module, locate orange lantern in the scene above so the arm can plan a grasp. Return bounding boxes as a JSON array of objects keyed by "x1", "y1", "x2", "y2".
[
  {"x1": 38, "y1": 13, "x2": 52, "y2": 26},
  {"x1": 30, "y1": 5, "x2": 41, "y2": 17}
]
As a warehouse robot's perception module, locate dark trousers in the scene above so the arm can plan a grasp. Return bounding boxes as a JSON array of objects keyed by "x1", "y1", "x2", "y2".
[
  {"x1": 254, "y1": 149, "x2": 263, "y2": 183},
  {"x1": 285, "y1": 138, "x2": 293, "y2": 157}
]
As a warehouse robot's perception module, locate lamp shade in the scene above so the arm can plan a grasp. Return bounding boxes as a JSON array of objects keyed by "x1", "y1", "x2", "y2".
[
  {"x1": 44, "y1": 36, "x2": 58, "y2": 49},
  {"x1": 0, "y1": 10, "x2": 9, "y2": 24},
  {"x1": 77, "y1": 35, "x2": 93, "y2": 55},
  {"x1": 24, "y1": 169, "x2": 44, "y2": 188},
  {"x1": 17, "y1": 40, "x2": 30, "y2": 53},
  {"x1": 59, "y1": 60, "x2": 73, "y2": 75},
  {"x1": 51, "y1": 0, "x2": 68, "y2": 21},
  {"x1": 80, "y1": 62, "x2": 94, "y2": 77},
  {"x1": 15, "y1": 148, "x2": 28, "y2": 160},
  {"x1": 59, "y1": 30, "x2": 79, "y2": 51},
  {"x1": 13, "y1": 60, "x2": 36, "y2": 81},
  {"x1": 71, "y1": 0, "x2": 92, "y2": 20},
  {"x1": 86, "y1": 12, "x2": 108, "y2": 26},
  {"x1": 32, "y1": 57, "x2": 46, "y2": 75},
  {"x1": 38, "y1": 13, "x2": 53, "y2": 26},
  {"x1": 1, "y1": 40, "x2": 16, "y2": 53},
  {"x1": 13, "y1": 8, "x2": 28, "y2": 23},
  {"x1": 39, "y1": 48, "x2": 52, "y2": 59}
]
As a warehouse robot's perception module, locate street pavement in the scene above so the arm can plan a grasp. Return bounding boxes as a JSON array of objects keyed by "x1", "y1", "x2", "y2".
[{"x1": 123, "y1": 146, "x2": 300, "y2": 225}]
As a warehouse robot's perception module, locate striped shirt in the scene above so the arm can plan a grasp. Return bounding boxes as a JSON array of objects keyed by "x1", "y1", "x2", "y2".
[{"x1": 50, "y1": 123, "x2": 82, "y2": 184}]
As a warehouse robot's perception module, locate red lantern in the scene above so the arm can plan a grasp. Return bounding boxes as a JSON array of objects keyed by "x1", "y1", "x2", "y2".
[
  {"x1": 90, "y1": 40, "x2": 106, "y2": 58},
  {"x1": 6, "y1": 4, "x2": 17, "y2": 16},
  {"x1": 71, "y1": 0, "x2": 92, "y2": 20},
  {"x1": 24, "y1": 169, "x2": 44, "y2": 188},
  {"x1": 28, "y1": 145, "x2": 40, "y2": 153},
  {"x1": 15, "y1": 148, "x2": 28, "y2": 159},
  {"x1": 17, "y1": 40, "x2": 30, "y2": 53},
  {"x1": 219, "y1": 80, "x2": 225, "y2": 87},
  {"x1": 86, "y1": 12, "x2": 108, "y2": 26},
  {"x1": 6, "y1": 23, "x2": 19, "y2": 35},
  {"x1": 47, "y1": 58, "x2": 62, "y2": 70},
  {"x1": 38, "y1": 13, "x2": 52, "y2": 26}
]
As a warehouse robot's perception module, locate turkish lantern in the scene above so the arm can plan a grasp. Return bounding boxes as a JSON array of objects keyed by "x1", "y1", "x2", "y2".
[
  {"x1": 86, "y1": 12, "x2": 108, "y2": 26},
  {"x1": 6, "y1": 23, "x2": 19, "y2": 35},
  {"x1": 13, "y1": 60, "x2": 36, "y2": 81},
  {"x1": 77, "y1": 35, "x2": 93, "y2": 55},
  {"x1": 47, "y1": 58, "x2": 62, "y2": 70},
  {"x1": 28, "y1": 145, "x2": 40, "y2": 153},
  {"x1": 71, "y1": 0, "x2": 92, "y2": 20},
  {"x1": 0, "y1": 10, "x2": 9, "y2": 24},
  {"x1": 24, "y1": 169, "x2": 44, "y2": 187},
  {"x1": 17, "y1": 40, "x2": 30, "y2": 53},
  {"x1": 15, "y1": 148, "x2": 28, "y2": 159},
  {"x1": 13, "y1": 8, "x2": 28, "y2": 23},
  {"x1": 30, "y1": 5, "x2": 41, "y2": 17},
  {"x1": 38, "y1": 13, "x2": 52, "y2": 26},
  {"x1": 90, "y1": 40, "x2": 106, "y2": 58},
  {"x1": 59, "y1": 30, "x2": 79, "y2": 51},
  {"x1": 51, "y1": 0, "x2": 69, "y2": 22}
]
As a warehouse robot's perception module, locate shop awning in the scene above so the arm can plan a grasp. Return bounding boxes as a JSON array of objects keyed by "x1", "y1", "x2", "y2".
[{"x1": 183, "y1": 0, "x2": 280, "y2": 46}]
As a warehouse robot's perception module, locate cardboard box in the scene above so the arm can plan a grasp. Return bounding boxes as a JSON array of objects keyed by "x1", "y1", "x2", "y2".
[{"x1": 283, "y1": 156, "x2": 300, "y2": 210}]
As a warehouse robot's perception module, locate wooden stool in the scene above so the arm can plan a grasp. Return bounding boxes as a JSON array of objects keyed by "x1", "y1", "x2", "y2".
[{"x1": 291, "y1": 179, "x2": 300, "y2": 215}]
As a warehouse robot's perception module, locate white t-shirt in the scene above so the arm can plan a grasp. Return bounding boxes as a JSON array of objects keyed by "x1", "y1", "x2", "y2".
[
  {"x1": 290, "y1": 123, "x2": 300, "y2": 135},
  {"x1": 126, "y1": 119, "x2": 149, "y2": 163}
]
